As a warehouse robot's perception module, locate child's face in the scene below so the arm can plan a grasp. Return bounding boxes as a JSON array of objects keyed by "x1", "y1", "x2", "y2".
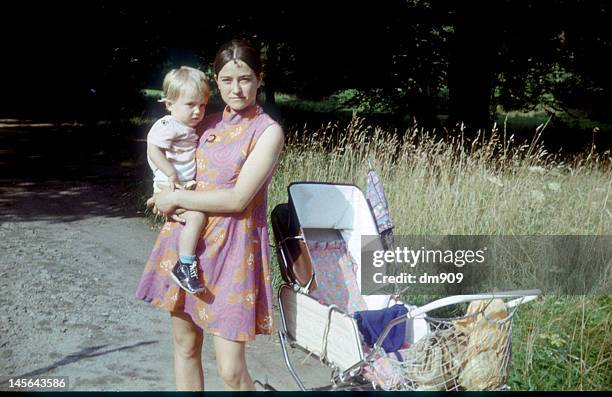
[{"x1": 167, "y1": 88, "x2": 208, "y2": 128}]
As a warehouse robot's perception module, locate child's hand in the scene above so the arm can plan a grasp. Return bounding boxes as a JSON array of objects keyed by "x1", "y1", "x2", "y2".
[
  {"x1": 146, "y1": 191, "x2": 184, "y2": 223},
  {"x1": 168, "y1": 173, "x2": 179, "y2": 192}
]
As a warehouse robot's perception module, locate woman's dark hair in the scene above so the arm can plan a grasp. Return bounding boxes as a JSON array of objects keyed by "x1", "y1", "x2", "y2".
[{"x1": 213, "y1": 39, "x2": 263, "y2": 76}]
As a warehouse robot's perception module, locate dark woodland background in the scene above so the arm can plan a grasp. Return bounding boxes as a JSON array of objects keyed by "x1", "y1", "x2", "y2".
[{"x1": 2, "y1": 1, "x2": 611, "y2": 155}]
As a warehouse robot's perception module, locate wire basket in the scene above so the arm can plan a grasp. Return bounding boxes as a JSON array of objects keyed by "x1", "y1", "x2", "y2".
[{"x1": 364, "y1": 298, "x2": 518, "y2": 391}]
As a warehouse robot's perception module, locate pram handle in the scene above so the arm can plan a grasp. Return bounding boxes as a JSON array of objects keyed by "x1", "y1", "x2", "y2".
[{"x1": 370, "y1": 289, "x2": 541, "y2": 355}]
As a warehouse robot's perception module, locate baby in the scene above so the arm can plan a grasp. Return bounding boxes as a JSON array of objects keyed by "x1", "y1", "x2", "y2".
[{"x1": 147, "y1": 66, "x2": 209, "y2": 294}]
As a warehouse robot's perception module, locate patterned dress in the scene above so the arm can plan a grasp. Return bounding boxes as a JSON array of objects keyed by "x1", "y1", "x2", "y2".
[{"x1": 135, "y1": 105, "x2": 277, "y2": 342}]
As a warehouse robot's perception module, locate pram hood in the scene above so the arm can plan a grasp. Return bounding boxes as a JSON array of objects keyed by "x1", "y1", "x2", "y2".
[{"x1": 288, "y1": 182, "x2": 389, "y2": 310}]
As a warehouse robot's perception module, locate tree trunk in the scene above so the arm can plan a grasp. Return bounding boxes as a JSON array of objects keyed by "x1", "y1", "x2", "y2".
[
  {"x1": 448, "y1": 2, "x2": 497, "y2": 132},
  {"x1": 263, "y1": 40, "x2": 280, "y2": 120}
]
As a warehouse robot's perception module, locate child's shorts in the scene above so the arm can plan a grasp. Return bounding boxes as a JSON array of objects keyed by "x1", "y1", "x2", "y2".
[{"x1": 153, "y1": 180, "x2": 197, "y2": 194}]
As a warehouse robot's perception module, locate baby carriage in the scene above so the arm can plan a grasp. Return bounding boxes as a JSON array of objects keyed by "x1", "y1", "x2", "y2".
[{"x1": 269, "y1": 182, "x2": 540, "y2": 391}]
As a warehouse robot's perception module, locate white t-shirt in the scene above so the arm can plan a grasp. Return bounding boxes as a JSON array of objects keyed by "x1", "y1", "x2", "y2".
[{"x1": 147, "y1": 115, "x2": 199, "y2": 182}]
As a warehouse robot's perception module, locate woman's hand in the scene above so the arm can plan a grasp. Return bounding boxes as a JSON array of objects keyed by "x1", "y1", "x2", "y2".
[{"x1": 146, "y1": 190, "x2": 186, "y2": 223}]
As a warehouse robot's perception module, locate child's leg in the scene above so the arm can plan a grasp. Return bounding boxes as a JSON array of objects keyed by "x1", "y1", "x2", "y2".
[
  {"x1": 178, "y1": 211, "x2": 207, "y2": 259},
  {"x1": 170, "y1": 210, "x2": 207, "y2": 293}
]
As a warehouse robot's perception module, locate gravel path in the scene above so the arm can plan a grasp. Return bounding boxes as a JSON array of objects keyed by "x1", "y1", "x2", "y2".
[{"x1": 0, "y1": 183, "x2": 173, "y2": 390}]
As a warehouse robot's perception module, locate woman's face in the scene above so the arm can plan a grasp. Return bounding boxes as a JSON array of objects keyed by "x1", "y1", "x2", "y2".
[{"x1": 216, "y1": 59, "x2": 262, "y2": 112}]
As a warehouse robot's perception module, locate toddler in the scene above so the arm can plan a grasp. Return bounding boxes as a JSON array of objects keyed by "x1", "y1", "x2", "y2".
[{"x1": 147, "y1": 66, "x2": 209, "y2": 294}]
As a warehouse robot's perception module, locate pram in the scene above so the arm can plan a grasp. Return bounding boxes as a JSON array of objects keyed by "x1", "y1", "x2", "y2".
[{"x1": 270, "y1": 182, "x2": 540, "y2": 391}]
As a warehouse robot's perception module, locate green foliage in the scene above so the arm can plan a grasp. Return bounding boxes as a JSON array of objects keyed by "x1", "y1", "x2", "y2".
[
  {"x1": 329, "y1": 89, "x2": 399, "y2": 114},
  {"x1": 491, "y1": 1, "x2": 611, "y2": 119},
  {"x1": 141, "y1": 89, "x2": 162, "y2": 99},
  {"x1": 509, "y1": 295, "x2": 612, "y2": 390},
  {"x1": 275, "y1": 93, "x2": 340, "y2": 113}
]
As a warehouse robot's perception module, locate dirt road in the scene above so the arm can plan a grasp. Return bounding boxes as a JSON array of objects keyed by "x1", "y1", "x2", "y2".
[{"x1": 0, "y1": 121, "x2": 329, "y2": 391}]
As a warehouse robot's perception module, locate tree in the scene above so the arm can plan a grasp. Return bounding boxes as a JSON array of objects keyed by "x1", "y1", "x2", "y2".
[
  {"x1": 447, "y1": 2, "x2": 498, "y2": 130},
  {"x1": 6, "y1": 1, "x2": 609, "y2": 128}
]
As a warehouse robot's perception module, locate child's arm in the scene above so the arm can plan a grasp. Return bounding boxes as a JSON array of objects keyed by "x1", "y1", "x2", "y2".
[{"x1": 147, "y1": 143, "x2": 179, "y2": 190}]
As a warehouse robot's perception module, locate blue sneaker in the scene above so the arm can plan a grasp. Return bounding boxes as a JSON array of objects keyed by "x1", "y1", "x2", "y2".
[{"x1": 170, "y1": 260, "x2": 205, "y2": 294}]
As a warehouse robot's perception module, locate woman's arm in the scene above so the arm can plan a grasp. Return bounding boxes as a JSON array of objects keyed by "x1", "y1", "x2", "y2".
[{"x1": 151, "y1": 123, "x2": 284, "y2": 215}]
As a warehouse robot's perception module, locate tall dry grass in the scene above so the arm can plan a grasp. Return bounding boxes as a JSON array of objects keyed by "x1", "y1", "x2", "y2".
[
  {"x1": 268, "y1": 115, "x2": 611, "y2": 390},
  {"x1": 271, "y1": 116, "x2": 610, "y2": 235}
]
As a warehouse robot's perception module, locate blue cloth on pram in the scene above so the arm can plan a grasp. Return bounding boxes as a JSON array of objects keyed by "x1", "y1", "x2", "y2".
[{"x1": 354, "y1": 304, "x2": 408, "y2": 360}]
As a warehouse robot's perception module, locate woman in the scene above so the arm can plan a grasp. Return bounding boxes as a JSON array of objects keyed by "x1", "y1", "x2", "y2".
[{"x1": 135, "y1": 39, "x2": 284, "y2": 391}]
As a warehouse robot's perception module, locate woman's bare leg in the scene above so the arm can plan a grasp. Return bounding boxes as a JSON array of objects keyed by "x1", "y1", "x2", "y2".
[
  {"x1": 170, "y1": 311, "x2": 204, "y2": 391},
  {"x1": 213, "y1": 335, "x2": 255, "y2": 391}
]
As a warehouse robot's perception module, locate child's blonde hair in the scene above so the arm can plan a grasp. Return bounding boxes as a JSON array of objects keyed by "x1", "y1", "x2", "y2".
[{"x1": 161, "y1": 66, "x2": 210, "y2": 103}]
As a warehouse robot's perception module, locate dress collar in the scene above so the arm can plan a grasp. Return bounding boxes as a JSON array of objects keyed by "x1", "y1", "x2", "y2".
[{"x1": 222, "y1": 104, "x2": 262, "y2": 125}]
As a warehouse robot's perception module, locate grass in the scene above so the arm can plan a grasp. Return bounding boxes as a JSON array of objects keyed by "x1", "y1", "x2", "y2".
[
  {"x1": 509, "y1": 294, "x2": 611, "y2": 390},
  {"x1": 496, "y1": 106, "x2": 612, "y2": 133},
  {"x1": 266, "y1": 115, "x2": 611, "y2": 390},
  {"x1": 269, "y1": 116, "x2": 610, "y2": 236}
]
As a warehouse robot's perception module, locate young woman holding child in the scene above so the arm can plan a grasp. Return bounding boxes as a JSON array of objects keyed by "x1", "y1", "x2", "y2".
[{"x1": 135, "y1": 39, "x2": 284, "y2": 391}]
